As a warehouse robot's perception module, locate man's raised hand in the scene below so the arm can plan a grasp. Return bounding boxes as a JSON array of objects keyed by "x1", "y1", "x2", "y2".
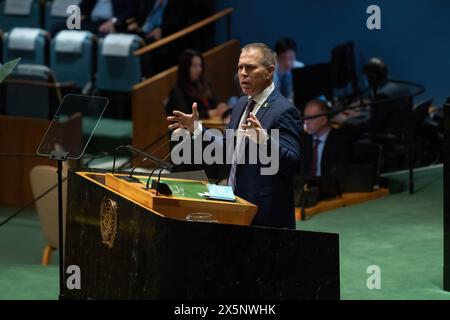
[{"x1": 167, "y1": 102, "x2": 199, "y2": 133}]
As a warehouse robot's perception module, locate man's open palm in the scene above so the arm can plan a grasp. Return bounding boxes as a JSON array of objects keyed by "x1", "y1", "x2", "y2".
[{"x1": 167, "y1": 103, "x2": 200, "y2": 133}]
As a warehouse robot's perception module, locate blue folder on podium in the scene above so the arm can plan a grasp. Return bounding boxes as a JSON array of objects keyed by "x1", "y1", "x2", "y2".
[{"x1": 206, "y1": 184, "x2": 236, "y2": 202}]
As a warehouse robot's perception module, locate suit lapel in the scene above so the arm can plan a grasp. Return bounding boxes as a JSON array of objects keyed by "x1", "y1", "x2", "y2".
[
  {"x1": 243, "y1": 88, "x2": 280, "y2": 150},
  {"x1": 255, "y1": 88, "x2": 279, "y2": 125},
  {"x1": 230, "y1": 88, "x2": 280, "y2": 129},
  {"x1": 229, "y1": 88, "x2": 281, "y2": 158}
]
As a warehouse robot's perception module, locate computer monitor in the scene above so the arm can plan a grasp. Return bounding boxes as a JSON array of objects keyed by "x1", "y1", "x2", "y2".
[
  {"x1": 292, "y1": 63, "x2": 333, "y2": 114},
  {"x1": 331, "y1": 41, "x2": 360, "y2": 98}
]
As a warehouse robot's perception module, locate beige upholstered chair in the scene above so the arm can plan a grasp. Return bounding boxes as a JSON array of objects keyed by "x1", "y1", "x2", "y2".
[{"x1": 30, "y1": 165, "x2": 67, "y2": 266}]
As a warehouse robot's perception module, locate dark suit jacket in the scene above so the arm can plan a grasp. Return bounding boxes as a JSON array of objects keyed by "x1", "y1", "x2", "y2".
[
  {"x1": 202, "y1": 88, "x2": 302, "y2": 229},
  {"x1": 302, "y1": 128, "x2": 353, "y2": 178},
  {"x1": 370, "y1": 81, "x2": 412, "y2": 135},
  {"x1": 345, "y1": 81, "x2": 412, "y2": 137},
  {"x1": 134, "y1": 0, "x2": 213, "y2": 37},
  {"x1": 80, "y1": 0, "x2": 136, "y2": 26}
]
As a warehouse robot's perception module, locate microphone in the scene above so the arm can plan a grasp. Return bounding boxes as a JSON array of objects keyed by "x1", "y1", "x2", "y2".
[
  {"x1": 143, "y1": 164, "x2": 172, "y2": 196},
  {"x1": 143, "y1": 150, "x2": 174, "y2": 196},
  {"x1": 126, "y1": 157, "x2": 148, "y2": 182},
  {"x1": 117, "y1": 136, "x2": 171, "y2": 171},
  {"x1": 112, "y1": 145, "x2": 173, "y2": 195}
]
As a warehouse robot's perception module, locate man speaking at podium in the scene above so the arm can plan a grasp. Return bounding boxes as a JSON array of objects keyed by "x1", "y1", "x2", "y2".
[{"x1": 167, "y1": 43, "x2": 302, "y2": 229}]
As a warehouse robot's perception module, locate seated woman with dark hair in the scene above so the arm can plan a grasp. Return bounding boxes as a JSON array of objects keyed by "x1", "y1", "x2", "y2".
[{"x1": 165, "y1": 49, "x2": 229, "y2": 119}]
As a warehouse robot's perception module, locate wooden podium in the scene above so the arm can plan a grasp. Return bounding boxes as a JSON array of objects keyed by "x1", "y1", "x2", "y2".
[
  {"x1": 103, "y1": 173, "x2": 257, "y2": 226},
  {"x1": 63, "y1": 170, "x2": 340, "y2": 299}
]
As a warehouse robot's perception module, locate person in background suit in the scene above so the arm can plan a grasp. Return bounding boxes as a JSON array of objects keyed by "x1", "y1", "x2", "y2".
[
  {"x1": 128, "y1": 0, "x2": 214, "y2": 74},
  {"x1": 167, "y1": 43, "x2": 302, "y2": 229},
  {"x1": 303, "y1": 99, "x2": 353, "y2": 178},
  {"x1": 273, "y1": 38, "x2": 304, "y2": 103},
  {"x1": 363, "y1": 57, "x2": 412, "y2": 137},
  {"x1": 337, "y1": 57, "x2": 412, "y2": 138},
  {"x1": 79, "y1": 0, "x2": 136, "y2": 36},
  {"x1": 127, "y1": 0, "x2": 170, "y2": 43},
  {"x1": 128, "y1": 0, "x2": 212, "y2": 42}
]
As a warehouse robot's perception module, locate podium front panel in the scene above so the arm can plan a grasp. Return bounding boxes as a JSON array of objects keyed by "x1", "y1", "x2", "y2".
[{"x1": 63, "y1": 170, "x2": 340, "y2": 299}]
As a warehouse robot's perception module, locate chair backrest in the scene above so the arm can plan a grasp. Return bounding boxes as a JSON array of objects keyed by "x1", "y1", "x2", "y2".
[
  {"x1": 3, "y1": 63, "x2": 60, "y2": 118},
  {"x1": 0, "y1": 31, "x2": 3, "y2": 64},
  {"x1": 29, "y1": 165, "x2": 68, "y2": 249},
  {"x1": 45, "y1": 0, "x2": 81, "y2": 36},
  {"x1": 0, "y1": 0, "x2": 42, "y2": 31},
  {"x1": 51, "y1": 30, "x2": 95, "y2": 89},
  {"x1": 96, "y1": 34, "x2": 144, "y2": 92},
  {"x1": 3, "y1": 27, "x2": 49, "y2": 65},
  {"x1": 352, "y1": 140, "x2": 383, "y2": 187},
  {"x1": 412, "y1": 99, "x2": 433, "y2": 136}
]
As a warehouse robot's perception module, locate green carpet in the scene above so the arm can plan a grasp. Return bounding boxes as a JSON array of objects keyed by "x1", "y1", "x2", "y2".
[
  {"x1": 296, "y1": 165, "x2": 449, "y2": 299},
  {"x1": 0, "y1": 208, "x2": 59, "y2": 300},
  {"x1": 0, "y1": 265, "x2": 58, "y2": 300},
  {"x1": 0, "y1": 165, "x2": 449, "y2": 300}
]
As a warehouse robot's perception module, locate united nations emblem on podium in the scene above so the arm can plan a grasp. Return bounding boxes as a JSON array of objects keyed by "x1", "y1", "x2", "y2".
[{"x1": 100, "y1": 197, "x2": 118, "y2": 249}]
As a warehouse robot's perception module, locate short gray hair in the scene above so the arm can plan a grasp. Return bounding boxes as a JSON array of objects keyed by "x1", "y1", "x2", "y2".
[{"x1": 241, "y1": 43, "x2": 276, "y2": 67}]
